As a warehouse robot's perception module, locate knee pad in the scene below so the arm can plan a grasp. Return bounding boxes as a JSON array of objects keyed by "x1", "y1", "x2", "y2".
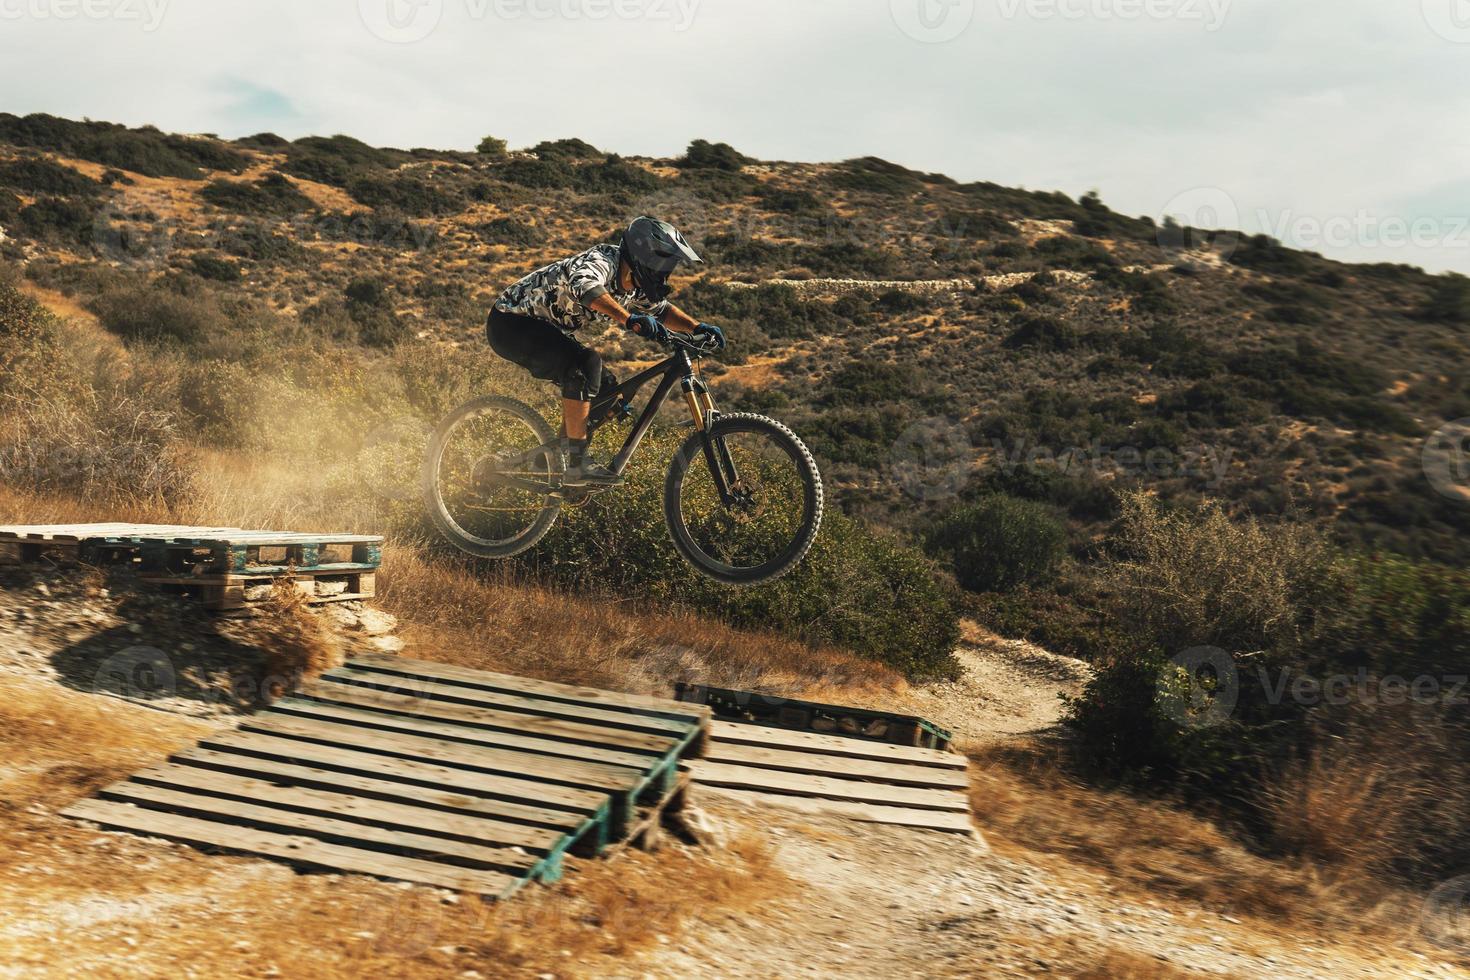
[{"x1": 560, "y1": 349, "x2": 603, "y2": 401}]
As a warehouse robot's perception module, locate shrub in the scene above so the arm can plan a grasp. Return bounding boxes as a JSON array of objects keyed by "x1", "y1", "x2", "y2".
[
  {"x1": 0, "y1": 157, "x2": 102, "y2": 198},
  {"x1": 188, "y1": 254, "x2": 242, "y2": 282},
  {"x1": 0, "y1": 112, "x2": 248, "y2": 179},
  {"x1": 0, "y1": 280, "x2": 64, "y2": 397},
  {"x1": 473, "y1": 216, "x2": 546, "y2": 247},
  {"x1": 530, "y1": 138, "x2": 603, "y2": 161},
  {"x1": 927, "y1": 494, "x2": 1068, "y2": 593},
  {"x1": 678, "y1": 139, "x2": 747, "y2": 171},
  {"x1": 89, "y1": 284, "x2": 230, "y2": 345},
  {"x1": 200, "y1": 172, "x2": 314, "y2": 215},
  {"x1": 476, "y1": 136, "x2": 509, "y2": 158},
  {"x1": 281, "y1": 134, "x2": 404, "y2": 186},
  {"x1": 513, "y1": 425, "x2": 961, "y2": 679},
  {"x1": 1420, "y1": 273, "x2": 1470, "y2": 326},
  {"x1": 1100, "y1": 493, "x2": 1335, "y2": 656},
  {"x1": 832, "y1": 157, "x2": 925, "y2": 196},
  {"x1": 346, "y1": 170, "x2": 464, "y2": 216},
  {"x1": 1004, "y1": 312, "x2": 1076, "y2": 351},
  {"x1": 15, "y1": 196, "x2": 95, "y2": 244}
]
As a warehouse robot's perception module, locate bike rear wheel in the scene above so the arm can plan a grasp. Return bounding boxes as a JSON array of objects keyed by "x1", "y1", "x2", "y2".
[
  {"x1": 664, "y1": 413, "x2": 824, "y2": 585},
  {"x1": 422, "y1": 395, "x2": 562, "y2": 559}
]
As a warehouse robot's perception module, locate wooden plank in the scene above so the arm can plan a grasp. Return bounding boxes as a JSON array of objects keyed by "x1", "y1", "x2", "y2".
[
  {"x1": 709, "y1": 720, "x2": 965, "y2": 769},
  {"x1": 62, "y1": 799, "x2": 520, "y2": 897},
  {"x1": 297, "y1": 680, "x2": 678, "y2": 755},
  {"x1": 321, "y1": 669, "x2": 693, "y2": 738},
  {"x1": 700, "y1": 786, "x2": 978, "y2": 836},
  {"x1": 684, "y1": 760, "x2": 970, "y2": 813},
  {"x1": 242, "y1": 712, "x2": 644, "y2": 792},
  {"x1": 273, "y1": 696, "x2": 660, "y2": 771},
  {"x1": 198, "y1": 731, "x2": 608, "y2": 816},
  {"x1": 174, "y1": 747, "x2": 589, "y2": 832},
  {"x1": 349, "y1": 652, "x2": 711, "y2": 723},
  {"x1": 704, "y1": 742, "x2": 970, "y2": 790},
  {"x1": 99, "y1": 781, "x2": 542, "y2": 874},
  {"x1": 131, "y1": 763, "x2": 565, "y2": 852}
]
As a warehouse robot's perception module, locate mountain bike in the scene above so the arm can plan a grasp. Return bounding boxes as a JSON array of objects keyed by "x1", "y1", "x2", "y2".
[{"x1": 422, "y1": 331, "x2": 823, "y2": 585}]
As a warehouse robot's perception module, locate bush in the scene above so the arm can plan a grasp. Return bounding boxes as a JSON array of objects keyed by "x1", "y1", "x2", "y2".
[
  {"x1": 927, "y1": 494, "x2": 1068, "y2": 593},
  {"x1": 188, "y1": 254, "x2": 242, "y2": 282},
  {"x1": 0, "y1": 157, "x2": 102, "y2": 198},
  {"x1": 1004, "y1": 312, "x2": 1076, "y2": 351},
  {"x1": 530, "y1": 138, "x2": 602, "y2": 161},
  {"x1": 90, "y1": 285, "x2": 231, "y2": 345},
  {"x1": 15, "y1": 196, "x2": 95, "y2": 244},
  {"x1": 513, "y1": 425, "x2": 961, "y2": 679},
  {"x1": 281, "y1": 134, "x2": 404, "y2": 186},
  {"x1": 200, "y1": 172, "x2": 314, "y2": 215},
  {"x1": 0, "y1": 112, "x2": 248, "y2": 179},
  {"x1": 346, "y1": 170, "x2": 464, "y2": 216},
  {"x1": 1420, "y1": 273, "x2": 1470, "y2": 326},
  {"x1": 473, "y1": 217, "x2": 546, "y2": 247},
  {"x1": 476, "y1": 136, "x2": 508, "y2": 158},
  {"x1": 678, "y1": 139, "x2": 747, "y2": 171}
]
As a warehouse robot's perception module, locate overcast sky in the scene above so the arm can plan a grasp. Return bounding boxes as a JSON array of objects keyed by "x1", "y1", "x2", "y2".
[{"x1": 2, "y1": 0, "x2": 1468, "y2": 273}]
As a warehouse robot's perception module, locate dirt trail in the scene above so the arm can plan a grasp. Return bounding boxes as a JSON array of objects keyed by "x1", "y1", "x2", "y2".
[{"x1": 626, "y1": 627, "x2": 1465, "y2": 979}]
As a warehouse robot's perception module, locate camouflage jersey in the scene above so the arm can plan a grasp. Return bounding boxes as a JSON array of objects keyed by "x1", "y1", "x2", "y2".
[{"x1": 493, "y1": 244, "x2": 669, "y2": 334}]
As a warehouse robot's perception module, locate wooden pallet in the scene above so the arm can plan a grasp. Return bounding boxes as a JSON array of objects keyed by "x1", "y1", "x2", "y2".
[
  {"x1": 0, "y1": 523, "x2": 383, "y2": 610},
  {"x1": 0, "y1": 524, "x2": 383, "y2": 574},
  {"x1": 676, "y1": 683, "x2": 953, "y2": 750},
  {"x1": 685, "y1": 719, "x2": 975, "y2": 835},
  {"x1": 63, "y1": 654, "x2": 711, "y2": 898}
]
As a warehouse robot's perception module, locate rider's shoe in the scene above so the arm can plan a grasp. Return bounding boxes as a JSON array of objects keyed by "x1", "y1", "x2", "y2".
[{"x1": 562, "y1": 459, "x2": 624, "y2": 487}]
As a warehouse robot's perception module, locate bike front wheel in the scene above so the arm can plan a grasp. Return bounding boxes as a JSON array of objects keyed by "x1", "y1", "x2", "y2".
[
  {"x1": 422, "y1": 395, "x2": 562, "y2": 559},
  {"x1": 664, "y1": 413, "x2": 824, "y2": 585}
]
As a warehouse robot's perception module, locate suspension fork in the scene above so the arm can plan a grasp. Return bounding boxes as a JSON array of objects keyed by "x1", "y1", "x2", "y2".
[{"x1": 684, "y1": 375, "x2": 743, "y2": 506}]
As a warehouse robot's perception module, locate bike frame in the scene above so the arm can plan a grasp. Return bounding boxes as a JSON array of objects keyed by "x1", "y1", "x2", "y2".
[{"x1": 495, "y1": 336, "x2": 744, "y2": 505}]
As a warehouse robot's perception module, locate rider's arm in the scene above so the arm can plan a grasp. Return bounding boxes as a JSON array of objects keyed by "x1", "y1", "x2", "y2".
[
  {"x1": 660, "y1": 303, "x2": 698, "y2": 335},
  {"x1": 587, "y1": 293, "x2": 637, "y2": 329}
]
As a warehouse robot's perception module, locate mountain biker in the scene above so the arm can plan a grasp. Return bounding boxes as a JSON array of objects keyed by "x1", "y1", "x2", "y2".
[{"x1": 487, "y1": 216, "x2": 726, "y2": 487}]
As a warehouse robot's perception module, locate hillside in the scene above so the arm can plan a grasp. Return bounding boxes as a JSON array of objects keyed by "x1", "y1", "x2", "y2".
[
  {"x1": 2, "y1": 115, "x2": 1469, "y2": 977},
  {"x1": 1, "y1": 114, "x2": 1467, "y2": 565}
]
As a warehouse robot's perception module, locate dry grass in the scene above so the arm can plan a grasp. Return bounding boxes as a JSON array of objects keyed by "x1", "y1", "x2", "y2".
[
  {"x1": 373, "y1": 542, "x2": 904, "y2": 703},
  {"x1": 1262, "y1": 704, "x2": 1470, "y2": 880},
  {"x1": 253, "y1": 577, "x2": 347, "y2": 699},
  {"x1": 966, "y1": 740, "x2": 1415, "y2": 934}
]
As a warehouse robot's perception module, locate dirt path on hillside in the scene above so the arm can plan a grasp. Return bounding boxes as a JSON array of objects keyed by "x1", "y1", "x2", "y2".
[{"x1": 623, "y1": 627, "x2": 1465, "y2": 979}]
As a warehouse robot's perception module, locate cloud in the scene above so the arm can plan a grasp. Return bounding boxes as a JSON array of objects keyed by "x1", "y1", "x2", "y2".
[{"x1": 0, "y1": 0, "x2": 1466, "y2": 273}]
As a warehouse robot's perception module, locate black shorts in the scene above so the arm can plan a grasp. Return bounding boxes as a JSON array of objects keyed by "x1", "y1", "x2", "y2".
[{"x1": 487, "y1": 309, "x2": 613, "y2": 401}]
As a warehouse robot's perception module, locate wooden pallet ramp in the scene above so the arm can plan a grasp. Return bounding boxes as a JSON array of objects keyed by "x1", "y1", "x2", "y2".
[
  {"x1": 687, "y1": 719, "x2": 976, "y2": 835},
  {"x1": 0, "y1": 523, "x2": 384, "y2": 609},
  {"x1": 63, "y1": 654, "x2": 711, "y2": 898}
]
